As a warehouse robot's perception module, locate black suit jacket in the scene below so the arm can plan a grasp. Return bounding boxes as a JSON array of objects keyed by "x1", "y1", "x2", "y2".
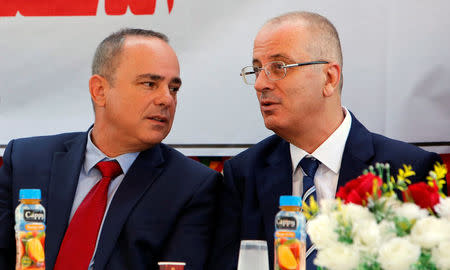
[
  {"x1": 0, "y1": 131, "x2": 221, "y2": 270},
  {"x1": 208, "y1": 114, "x2": 441, "y2": 270}
]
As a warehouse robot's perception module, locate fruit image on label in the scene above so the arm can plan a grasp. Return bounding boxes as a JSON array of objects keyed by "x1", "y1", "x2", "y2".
[
  {"x1": 15, "y1": 189, "x2": 46, "y2": 270},
  {"x1": 277, "y1": 244, "x2": 297, "y2": 270},
  {"x1": 17, "y1": 232, "x2": 45, "y2": 270},
  {"x1": 26, "y1": 238, "x2": 45, "y2": 263},
  {"x1": 20, "y1": 255, "x2": 33, "y2": 268}
]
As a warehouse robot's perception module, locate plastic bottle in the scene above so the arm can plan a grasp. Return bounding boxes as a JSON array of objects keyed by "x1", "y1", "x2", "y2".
[
  {"x1": 15, "y1": 189, "x2": 46, "y2": 270},
  {"x1": 274, "y1": 195, "x2": 306, "y2": 270}
]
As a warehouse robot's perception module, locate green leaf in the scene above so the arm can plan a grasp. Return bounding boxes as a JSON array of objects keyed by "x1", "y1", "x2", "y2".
[
  {"x1": 393, "y1": 216, "x2": 414, "y2": 236},
  {"x1": 358, "y1": 252, "x2": 382, "y2": 270},
  {"x1": 411, "y1": 250, "x2": 438, "y2": 270}
]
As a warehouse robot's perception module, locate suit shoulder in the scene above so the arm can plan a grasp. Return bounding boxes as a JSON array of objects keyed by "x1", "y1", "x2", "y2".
[
  {"x1": 13, "y1": 132, "x2": 83, "y2": 146},
  {"x1": 7, "y1": 132, "x2": 84, "y2": 156},
  {"x1": 371, "y1": 132, "x2": 437, "y2": 158},
  {"x1": 349, "y1": 114, "x2": 439, "y2": 163},
  {"x1": 230, "y1": 134, "x2": 284, "y2": 164},
  {"x1": 160, "y1": 144, "x2": 220, "y2": 177}
]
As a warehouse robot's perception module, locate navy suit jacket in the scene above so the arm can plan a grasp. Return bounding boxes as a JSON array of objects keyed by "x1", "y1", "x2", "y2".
[
  {"x1": 208, "y1": 114, "x2": 442, "y2": 270},
  {"x1": 0, "y1": 131, "x2": 221, "y2": 270}
]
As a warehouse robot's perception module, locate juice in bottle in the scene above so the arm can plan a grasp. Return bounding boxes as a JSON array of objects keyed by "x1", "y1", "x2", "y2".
[
  {"x1": 15, "y1": 189, "x2": 46, "y2": 270},
  {"x1": 274, "y1": 196, "x2": 305, "y2": 270}
]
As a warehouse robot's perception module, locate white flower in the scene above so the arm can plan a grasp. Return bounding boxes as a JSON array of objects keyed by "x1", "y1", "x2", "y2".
[
  {"x1": 380, "y1": 195, "x2": 402, "y2": 209},
  {"x1": 432, "y1": 241, "x2": 450, "y2": 269},
  {"x1": 410, "y1": 216, "x2": 450, "y2": 248},
  {"x1": 314, "y1": 242, "x2": 359, "y2": 270},
  {"x1": 378, "y1": 220, "x2": 397, "y2": 242},
  {"x1": 319, "y1": 199, "x2": 339, "y2": 215},
  {"x1": 378, "y1": 237, "x2": 421, "y2": 270},
  {"x1": 435, "y1": 197, "x2": 450, "y2": 220},
  {"x1": 342, "y1": 203, "x2": 375, "y2": 224},
  {"x1": 352, "y1": 219, "x2": 381, "y2": 255},
  {"x1": 306, "y1": 214, "x2": 338, "y2": 249},
  {"x1": 393, "y1": 202, "x2": 429, "y2": 221}
]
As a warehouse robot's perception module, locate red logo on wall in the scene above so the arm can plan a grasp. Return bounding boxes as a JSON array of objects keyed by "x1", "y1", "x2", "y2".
[{"x1": 0, "y1": 0, "x2": 174, "y2": 16}]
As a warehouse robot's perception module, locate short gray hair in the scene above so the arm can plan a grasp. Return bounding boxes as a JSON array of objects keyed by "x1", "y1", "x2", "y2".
[
  {"x1": 265, "y1": 11, "x2": 343, "y2": 91},
  {"x1": 91, "y1": 28, "x2": 169, "y2": 85}
]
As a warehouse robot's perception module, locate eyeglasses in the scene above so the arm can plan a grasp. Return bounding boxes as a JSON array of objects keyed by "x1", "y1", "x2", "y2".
[{"x1": 240, "y1": 60, "x2": 329, "y2": 85}]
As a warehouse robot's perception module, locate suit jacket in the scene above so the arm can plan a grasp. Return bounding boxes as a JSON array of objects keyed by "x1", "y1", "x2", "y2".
[
  {"x1": 208, "y1": 114, "x2": 442, "y2": 270},
  {"x1": 0, "y1": 131, "x2": 221, "y2": 270}
]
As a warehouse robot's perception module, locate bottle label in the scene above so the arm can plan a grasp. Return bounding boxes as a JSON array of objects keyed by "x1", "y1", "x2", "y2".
[
  {"x1": 275, "y1": 216, "x2": 297, "y2": 230},
  {"x1": 23, "y1": 210, "x2": 45, "y2": 223},
  {"x1": 274, "y1": 212, "x2": 306, "y2": 270},
  {"x1": 15, "y1": 203, "x2": 46, "y2": 270}
]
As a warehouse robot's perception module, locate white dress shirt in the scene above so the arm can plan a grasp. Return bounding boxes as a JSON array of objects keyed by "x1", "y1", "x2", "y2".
[
  {"x1": 290, "y1": 107, "x2": 352, "y2": 204},
  {"x1": 69, "y1": 129, "x2": 139, "y2": 269}
]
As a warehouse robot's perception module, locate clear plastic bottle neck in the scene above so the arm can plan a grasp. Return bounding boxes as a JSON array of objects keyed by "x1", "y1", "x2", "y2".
[
  {"x1": 20, "y1": 199, "x2": 41, "y2": 204},
  {"x1": 279, "y1": 206, "x2": 301, "y2": 211}
]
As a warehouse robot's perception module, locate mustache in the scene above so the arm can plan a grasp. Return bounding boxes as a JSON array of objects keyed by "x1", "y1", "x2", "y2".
[{"x1": 259, "y1": 92, "x2": 281, "y2": 103}]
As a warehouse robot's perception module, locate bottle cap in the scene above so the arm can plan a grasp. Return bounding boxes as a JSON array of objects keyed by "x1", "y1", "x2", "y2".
[
  {"x1": 19, "y1": 189, "x2": 41, "y2": 200},
  {"x1": 279, "y1": 195, "x2": 302, "y2": 207}
]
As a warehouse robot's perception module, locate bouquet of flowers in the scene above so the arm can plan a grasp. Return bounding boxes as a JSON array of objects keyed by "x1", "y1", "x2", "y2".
[{"x1": 304, "y1": 162, "x2": 450, "y2": 270}]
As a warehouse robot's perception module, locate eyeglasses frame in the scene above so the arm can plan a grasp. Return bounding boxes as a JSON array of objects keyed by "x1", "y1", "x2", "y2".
[{"x1": 240, "y1": 60, "x2": 329, "y2": 85}]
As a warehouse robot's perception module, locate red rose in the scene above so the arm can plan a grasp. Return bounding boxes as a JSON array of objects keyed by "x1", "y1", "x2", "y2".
[
  {"x1": 336, "y1": 173, "x2": 383, "y2": 205},
  {"x1": 403, "y1": 181, "x2": 440, "y2": 210}
]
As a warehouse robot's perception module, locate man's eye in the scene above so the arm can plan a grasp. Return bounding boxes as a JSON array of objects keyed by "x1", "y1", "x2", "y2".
[
  {"x1": 271, "y1": 64, "x2": 285, "y2": 75},
  {"x1": 254, "y1": 67, "x2": 262, "y2": 77},
  {"x1": 169, "y1": 86, "x2": 180, "y2": 93},
  {"x1": 143, "y1": 82, "x2": 156, "y2": 88}
]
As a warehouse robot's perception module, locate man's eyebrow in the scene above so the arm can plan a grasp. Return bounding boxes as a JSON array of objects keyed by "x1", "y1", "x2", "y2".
[
  {"x1": 252, "y1": 59, "x2": 261, "y2": 66},
  {"x1": 269, "y1": 54, "x2": 295, "y2": 63},
  {"x1": 135, "y1": 74, "x2": 182, "y2": 85},
  {"x1": 171, "y1": 77, "x2": 182, "y2": 85},
  {"x1": 135, "y1": 73, "x2": 164, "y2": 81},
  {"x1": 252, "y1": 54, "x2": 295, "y2": 65}
]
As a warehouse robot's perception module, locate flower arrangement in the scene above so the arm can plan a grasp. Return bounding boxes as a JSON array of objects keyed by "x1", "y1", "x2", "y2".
[{"x1": 304, "y1": 162, "x2": 450, "y2": 270}]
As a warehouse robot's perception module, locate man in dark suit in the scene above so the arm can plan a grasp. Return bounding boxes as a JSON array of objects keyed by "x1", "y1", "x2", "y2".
[
  {"x1": 208, "y1": 11, "x2": 442, "y2": 270},
  {"x1": 0, "y1": 28, "x2": 221, "y2": 270}
]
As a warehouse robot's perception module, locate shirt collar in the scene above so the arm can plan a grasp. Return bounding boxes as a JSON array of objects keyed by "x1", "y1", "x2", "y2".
[
  {"x1": 290, "y1": 107, "x2": 352, "y2": 174},
  {"x1": 83, "y1": 129, "x2": 139, "y2": 175}
]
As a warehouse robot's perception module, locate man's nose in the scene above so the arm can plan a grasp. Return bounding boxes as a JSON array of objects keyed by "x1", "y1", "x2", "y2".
[
  {"x1": 254, "y1": 69, "x2": 274, "y2": 93},
  {"x1": 154, "y1": 86, "x2": 173, "y2": 106}
]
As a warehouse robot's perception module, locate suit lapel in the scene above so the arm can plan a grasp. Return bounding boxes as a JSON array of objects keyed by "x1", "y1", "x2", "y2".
[
  {"x1": 93, "y1": 144, "x2": 165, "y2": 269},
  {"x1": 337, "y1": 113, "x2": 375, "y2": 190},
  {"x1": 46, "y1": 133, "x2": 87, "y2": 270},
  {"x1": 256, "y1": 139, "x2": 292, "y2": 246}
]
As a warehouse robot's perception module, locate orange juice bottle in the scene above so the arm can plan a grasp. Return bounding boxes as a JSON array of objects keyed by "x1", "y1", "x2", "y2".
[
  {"x1": 15, "y1": 189, "x2": 46, "y2": 270},
  {"x1": 274, "y1": 196, "x2": 305, "y2": 270}
]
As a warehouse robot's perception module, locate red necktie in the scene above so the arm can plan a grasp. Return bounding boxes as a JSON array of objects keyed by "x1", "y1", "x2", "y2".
[{"x1": 54, "y1": 160, "x2": 122, "y2": 270}]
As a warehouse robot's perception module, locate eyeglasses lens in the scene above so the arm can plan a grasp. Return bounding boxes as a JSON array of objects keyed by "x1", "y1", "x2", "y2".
[{"x1": 242, "y1": 66, "x2": 257, "y2": 85}]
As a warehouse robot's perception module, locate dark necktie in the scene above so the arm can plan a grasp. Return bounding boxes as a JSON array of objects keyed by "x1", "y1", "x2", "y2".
[
  {"x1": 299, "y1": 157, "x2": 320, "y2": 206},
  {"x1": 298, "y1": 157, "x2": 320, "y2": 269},
  {"x1": 54, "y1": 160, "x2": 122, "y2": 270}
]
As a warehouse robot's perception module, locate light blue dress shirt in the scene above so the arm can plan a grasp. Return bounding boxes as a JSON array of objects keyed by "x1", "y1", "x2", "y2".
[{"x1": 68, "y1": 129, "x2": 139, "y2": 269}]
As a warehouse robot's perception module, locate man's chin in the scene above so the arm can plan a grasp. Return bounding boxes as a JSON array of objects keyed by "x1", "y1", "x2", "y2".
[
  {"x1": 263, "y1": 118, "x2": 280, "y2": 133},
  {"x1": 138, "y1": 131, "x2": 169, "y2": 147}
]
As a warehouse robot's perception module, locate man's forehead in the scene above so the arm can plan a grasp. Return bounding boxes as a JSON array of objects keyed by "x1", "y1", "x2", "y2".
[
  {"x1": 252, "y1": 54, "x2": 295, "y2": 65},
  {"x1": 253, "y1": 23, "x2": 310, "y2": 63}
]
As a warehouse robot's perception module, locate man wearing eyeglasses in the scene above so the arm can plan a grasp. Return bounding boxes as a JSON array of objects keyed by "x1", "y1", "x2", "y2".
[{"x1": 208, "y1": 11, "x2": 442, "y2": 270}]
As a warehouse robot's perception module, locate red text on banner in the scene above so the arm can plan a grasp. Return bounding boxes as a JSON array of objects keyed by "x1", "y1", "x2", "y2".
[{"x1": 0, "y1": 0, "x2": 174, "y2": 16}]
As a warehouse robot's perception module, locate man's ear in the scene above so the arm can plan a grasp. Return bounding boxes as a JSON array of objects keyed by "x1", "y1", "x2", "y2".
[
  {"x1": 323, "y1": 62, "x2": 341, "y2": 97},
  {"x1": 89, "y1": 75, "x2": 109, "y2": 107}
]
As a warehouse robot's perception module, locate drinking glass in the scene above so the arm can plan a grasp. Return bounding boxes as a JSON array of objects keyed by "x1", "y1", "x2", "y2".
[
  {"x1": 158, "y1": 261, "x2": 185, "y2": 270},
  {"x1": 237, "y1": 240, "x2": 269, "y2": 270}
]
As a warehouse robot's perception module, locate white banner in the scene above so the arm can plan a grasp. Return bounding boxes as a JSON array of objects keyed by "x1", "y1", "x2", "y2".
[{"x1": 1, "y1": 0, "x2": 449, "y2": 155}]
